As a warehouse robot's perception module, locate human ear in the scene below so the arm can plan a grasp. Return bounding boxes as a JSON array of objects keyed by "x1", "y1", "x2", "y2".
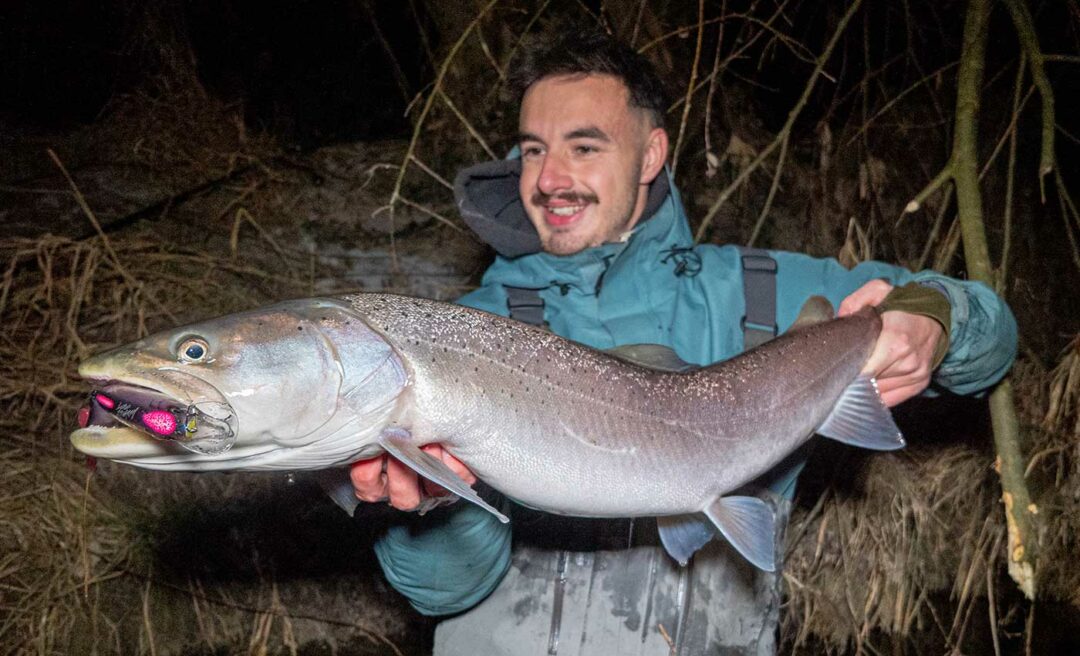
[{"x1": 639, "y1": 127, "x2": 669, "y2": 184}]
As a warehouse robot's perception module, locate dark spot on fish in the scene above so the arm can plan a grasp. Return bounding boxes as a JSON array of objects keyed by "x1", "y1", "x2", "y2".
[{"x1": 297, "y1": 326, "x2": 303, "y2": 331}]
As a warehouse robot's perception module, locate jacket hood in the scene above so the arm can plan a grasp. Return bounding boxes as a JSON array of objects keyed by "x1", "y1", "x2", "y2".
[{"x1": 454, "y1": 158, "x2": 672, "y2": 259}]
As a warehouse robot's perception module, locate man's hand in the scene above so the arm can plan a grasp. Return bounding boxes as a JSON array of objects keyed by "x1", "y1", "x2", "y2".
[
  {"x1": 349, "y1": 445, "x2": 477, "y2": 511},
  {"x1": 838, "y1": 280, "x2": 945, "y2": 407}
]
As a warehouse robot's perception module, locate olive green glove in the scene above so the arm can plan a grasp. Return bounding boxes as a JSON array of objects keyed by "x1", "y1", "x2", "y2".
[{"x1": 877, "y1": 282, "x2": 951, "y2": 368}]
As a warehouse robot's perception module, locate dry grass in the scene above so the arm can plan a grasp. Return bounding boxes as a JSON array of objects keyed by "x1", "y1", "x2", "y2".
[
  {"x1": 2, "y1": 1, "x2": 1078, "y2": 653},
  {"x1": 0, "y1": 225, "x2": 416, "y2": 654}
]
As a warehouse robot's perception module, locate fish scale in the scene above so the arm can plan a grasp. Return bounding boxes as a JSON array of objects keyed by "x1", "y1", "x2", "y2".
[{"x1": 347, "y1": 293, "x2": 881, "y2": 516}]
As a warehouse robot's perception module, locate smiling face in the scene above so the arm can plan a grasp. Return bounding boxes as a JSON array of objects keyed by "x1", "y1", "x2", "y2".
[{"x1": 518, "y1": 74, "x2": 668, "y2": 255}]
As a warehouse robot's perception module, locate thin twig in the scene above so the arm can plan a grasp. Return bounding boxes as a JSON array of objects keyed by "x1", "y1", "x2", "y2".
[
  {"x1": 902, "y1": 163, "x2": 953, "y2": 216},
  {"x1": 387, "y1": 0, "x2": 501, "y2": 251},
  {"x1": 998, "y1": 57, "x2": 1026, "y2": 294},
  {"x1": 696, "y1": 0, "x2": 866, "y2": 242},
  {"x1": 359, "y1": 0, "x2": 411, "y2": 104},
  {"x1": 914, "y1": 184, "x2": 954, "y2": 272},
  {"x1": 702, "y1": 1, "x2": 727, "y2": 170},
  {"x1": 46, "y1": 149, "x2": 177, "y2": 324},
  {"x1": 747, "y1": 131, "x2": 789, "y2": 246},
  {"x1": 671, "y1": 0, "x2": 706, "y2": 177},
  {"x1": 1002, "y1": 0, "x2": 1056, "y2": 193},
  {"x1": 408, "y1": 155, "x2": 454, "y2": 191},
  {"x1": 439, "y1": 90, "x2": 497, "y2": 159},
  {"x1": 396, "y1": 195, "x2": 465, "y2": 234}
]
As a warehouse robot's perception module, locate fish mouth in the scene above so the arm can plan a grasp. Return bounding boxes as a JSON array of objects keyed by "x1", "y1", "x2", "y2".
[{"x1": 73, "y1": 378, "x2": 238, "y2": 458}]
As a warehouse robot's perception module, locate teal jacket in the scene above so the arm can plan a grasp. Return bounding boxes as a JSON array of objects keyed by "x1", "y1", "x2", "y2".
[{"x1": 373, "y1": 161, "x2": 1017, "y2": 616}]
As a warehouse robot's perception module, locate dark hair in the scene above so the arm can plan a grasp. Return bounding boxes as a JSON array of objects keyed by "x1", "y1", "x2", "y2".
[{"x1": 507, "y1": 29, "x2": 670, "y2": 128}]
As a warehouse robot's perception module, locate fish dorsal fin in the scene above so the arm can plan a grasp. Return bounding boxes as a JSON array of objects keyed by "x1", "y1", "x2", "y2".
[
  {"x1": 657, "y1": 514, "x2": 716, "y2": 566},
  {"x1": 606, "y1": 344, "x2": 696, "y2": 372},
  {"x1": 817, "y1": 375, "x2": 905, "y2": 450},
  {"x1": 787, "y1": 295, "x2": 835, "y2": 332},
  {"x1": 704, "y1": 495, "x2": 777, "y2": 572},
  {"x1": 378, "y1": 428, "x2": 510, "y2": 523}
]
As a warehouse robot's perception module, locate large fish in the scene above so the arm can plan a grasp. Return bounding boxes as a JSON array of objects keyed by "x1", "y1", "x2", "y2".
[{"x1": 71, "y1": 293, "x2": 903, "y2": 571}]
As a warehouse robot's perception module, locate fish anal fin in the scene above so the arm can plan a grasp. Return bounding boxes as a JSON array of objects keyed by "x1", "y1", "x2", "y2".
[
  {"x1": 817, "y1": 375, "x2": 906, "y2": 451},
  {"x1": 378, "y1": 429, "x2": 509, "y2": 523},
  {"x1": 657, "y1": 514, "x2": 716, "y2": 566},
  {"x1": 703, "y1": 495, "x2": 777, "y2": 572}
]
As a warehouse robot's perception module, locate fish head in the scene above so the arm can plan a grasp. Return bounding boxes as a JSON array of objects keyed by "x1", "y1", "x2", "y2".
[{"x1": 71, "y1": 298, "x2": 406, "y2": 470}]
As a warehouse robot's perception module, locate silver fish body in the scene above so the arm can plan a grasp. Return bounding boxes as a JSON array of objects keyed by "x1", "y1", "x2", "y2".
[
  {"x1": 352, "y1": 295, "x2": 875, "y2": 517},
  {"x1": 72, "y1": 292, "x2": 903, "y2": 570}
]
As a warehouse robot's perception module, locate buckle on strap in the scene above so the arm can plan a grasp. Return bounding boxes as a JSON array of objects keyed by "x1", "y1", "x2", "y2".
[{"x1": 740, "y1": 253, "x2": 778, "y2": 273}]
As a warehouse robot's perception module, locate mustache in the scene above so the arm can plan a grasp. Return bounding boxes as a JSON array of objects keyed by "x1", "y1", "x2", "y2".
[{"x1": 531, "y1": 191, "x2": 599, "y2": 206}]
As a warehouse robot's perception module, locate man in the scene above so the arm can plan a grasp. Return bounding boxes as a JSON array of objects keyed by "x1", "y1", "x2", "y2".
[{"x1": 351, "y1": 30, "x2": 1016, "y2": 654}]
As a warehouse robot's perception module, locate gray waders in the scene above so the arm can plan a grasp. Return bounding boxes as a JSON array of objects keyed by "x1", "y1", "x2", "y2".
[{"x1": 434, "y1": 248, "x2": 783, "y2": 656}]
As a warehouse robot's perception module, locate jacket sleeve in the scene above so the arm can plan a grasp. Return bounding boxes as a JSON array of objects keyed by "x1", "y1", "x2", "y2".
[
  {"x1": 371, "y1": 282, "x2": 513, "y2": 617},
  {"x1": 373, "y1": 501, "x2": 512, "y2": 616},
  {"x1": 769, "y1": 251, "x2": 1017, "y2": 396}
]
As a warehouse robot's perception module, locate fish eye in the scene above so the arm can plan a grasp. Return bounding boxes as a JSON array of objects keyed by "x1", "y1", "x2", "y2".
[{"x1": 177, "y1": 337, "x2": 210, "y2": 363}]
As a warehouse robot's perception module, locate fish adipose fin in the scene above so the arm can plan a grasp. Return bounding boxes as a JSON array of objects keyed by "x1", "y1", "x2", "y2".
[
  {"x1": 817, "y1": 375, "x2": 906, "y2": 451},
  {"x1": 704, "y1": 495, "x2": 777, "y2": 572},
  {"x1": 379, "y1": 429, "x2": 510, "y2": 523},
  {"x1": 657, "y1": 514, "x2": 715, "y2": 566}
]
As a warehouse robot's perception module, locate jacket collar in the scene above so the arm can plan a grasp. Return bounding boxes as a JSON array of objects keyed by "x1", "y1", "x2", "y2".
[{"x1": 456, "y1": 158, "x2": 693, "y2": 291}]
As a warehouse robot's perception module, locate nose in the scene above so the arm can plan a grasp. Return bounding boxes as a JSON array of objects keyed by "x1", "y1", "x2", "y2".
[{"x1": 537, "y1": 153, "x2": 573, "y2": 196}]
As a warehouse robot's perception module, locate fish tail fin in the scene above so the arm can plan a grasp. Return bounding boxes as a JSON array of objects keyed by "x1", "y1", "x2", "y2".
[{"x1": 817, "y1": 375, "x2": 905, "y2": 450}]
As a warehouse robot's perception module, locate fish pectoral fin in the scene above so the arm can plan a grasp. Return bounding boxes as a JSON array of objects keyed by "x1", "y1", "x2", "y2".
[
  {"x1": 703, "y1": 495, "x2": 777, "y2": 572},
  {"x1": 378, "y1": 429, "x2": 509, "y2": 523},
  {"x1": 816, "y1": 375, "x2": 906, "y2": 451},
  {"x1": 787, "y1": 296, "x2": 835, "y2": 332},
  {"x1": 657, "y1": 514, "x2": 716, "y2": 566},
  {"x1": 312, "y1": 468, "x2": 361, "y2": 517}
]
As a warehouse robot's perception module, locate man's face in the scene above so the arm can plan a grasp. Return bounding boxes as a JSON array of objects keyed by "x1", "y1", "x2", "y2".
[{"x1": 518, "y1": 74, "x2": 668, "y2": 256}]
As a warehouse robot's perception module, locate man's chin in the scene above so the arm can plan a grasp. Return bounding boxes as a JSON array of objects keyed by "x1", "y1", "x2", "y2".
[{"x1": 540, "y1": 232, "x2": 593, "y2": 256}]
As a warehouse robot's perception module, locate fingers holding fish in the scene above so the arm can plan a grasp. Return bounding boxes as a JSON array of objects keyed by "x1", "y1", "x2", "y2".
[
  {"x1": 418, "y1": 444, "x2": 477, "y2": 498},
  {"x1": 350, "y1": 455, "x2": 389, "y2": 502},
  {"x1": 861, "y1": 312, "x2": 943, "y2": 407},
  {"x1": 350, "y1": 445, "x2": 476, "y2": 510},
  {"x1": 838, "y1": 279, "x2": 893, "y2": 317},
  {"x1": 386, "y1": 456, "x2": 424, "y2": 510}
]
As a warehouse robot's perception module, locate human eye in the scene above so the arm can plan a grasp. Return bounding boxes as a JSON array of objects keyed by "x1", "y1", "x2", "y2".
[
  {"x1": 521, "y1": 143, "x2": 544, "y2": 159},
  {"x1": 572, "y1": 143, "x2": 600, "y2": 156}
]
